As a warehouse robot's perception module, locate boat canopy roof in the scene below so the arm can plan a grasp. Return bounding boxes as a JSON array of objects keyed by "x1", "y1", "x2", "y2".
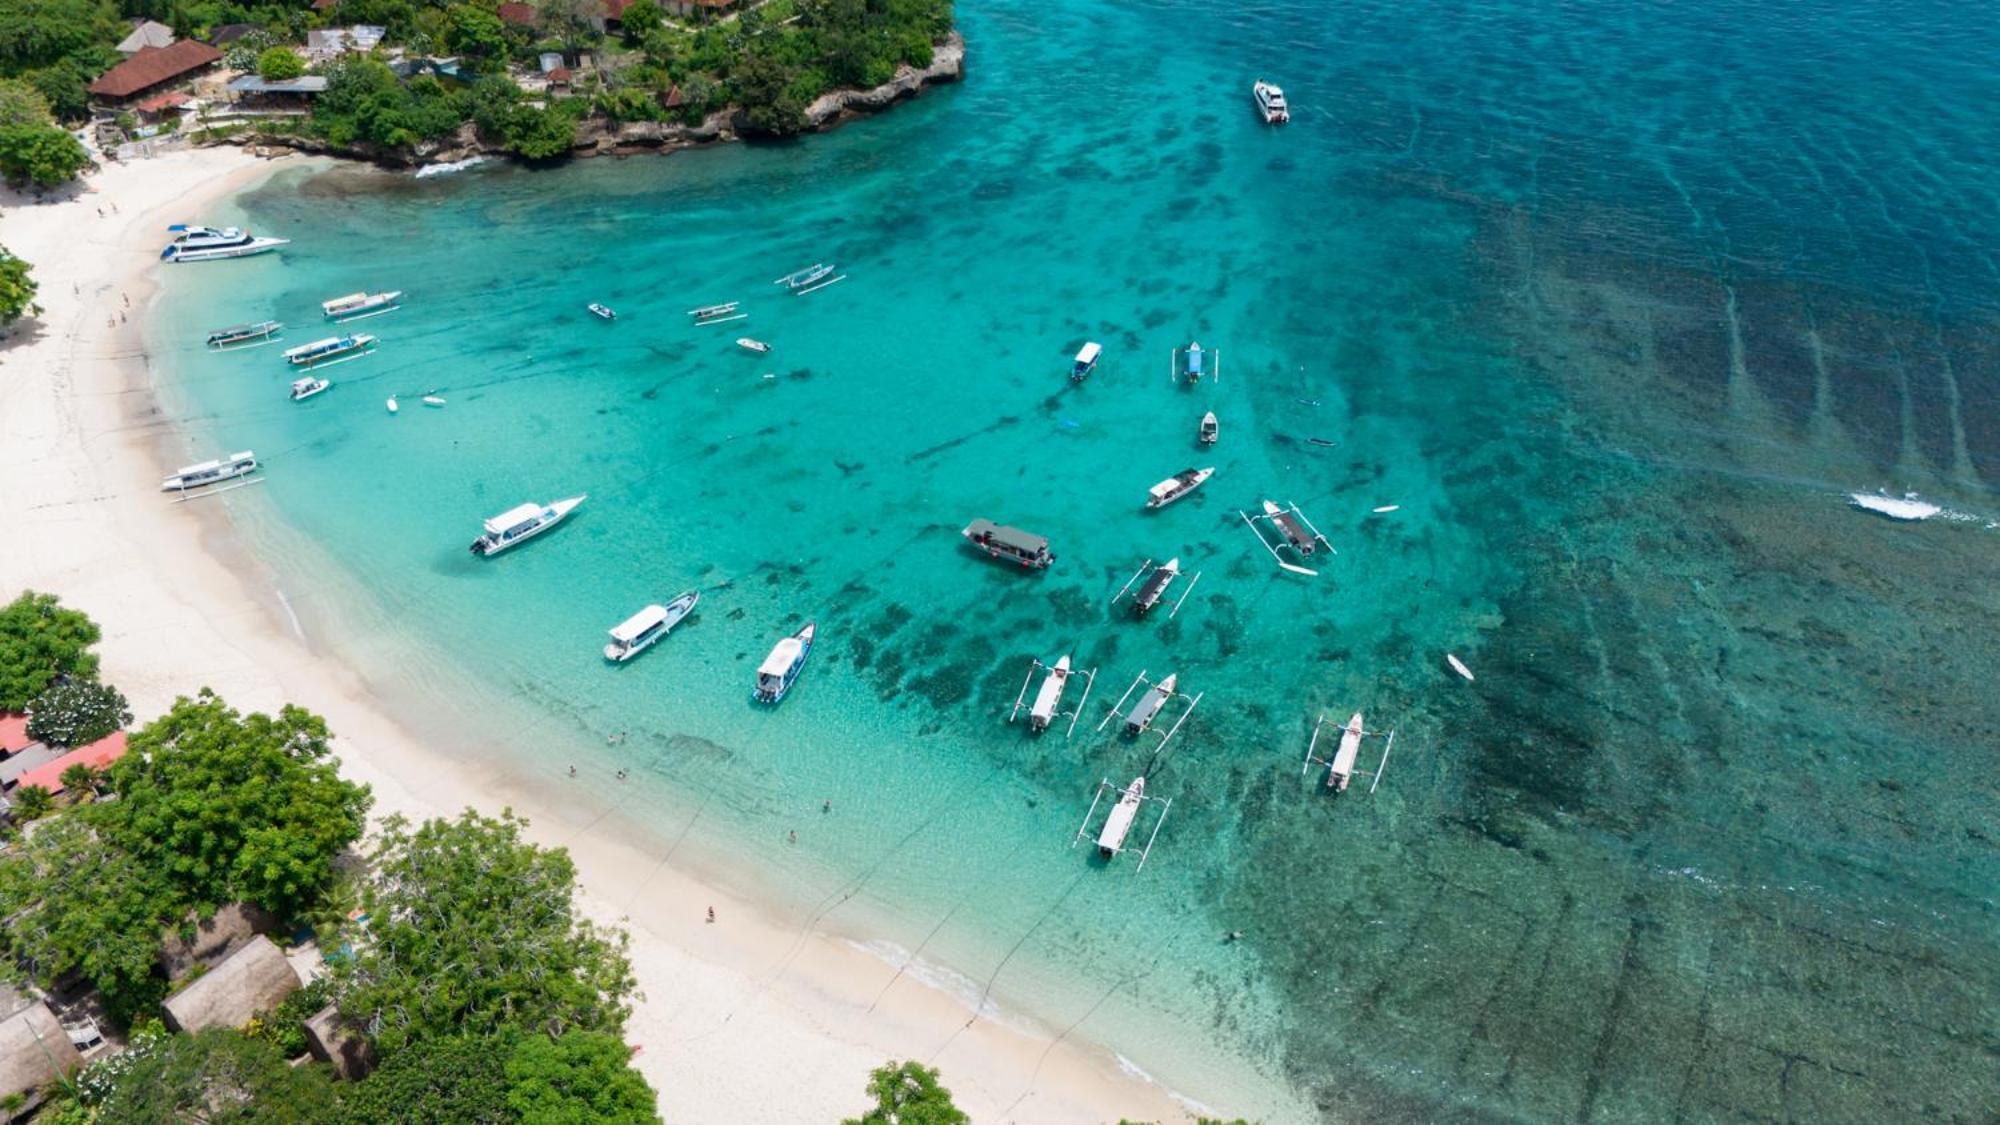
[
  {"x1": 759, "y1": 638, "x2": 802, "y2": 677},
  {"x1": 322, "y1": 291, "x2": 367, "y2": 306},
  {"x1": 965, "y1": 519, "x2": 1047, "y2": 553},
  {"x1": 1075, "y1": 341, "x2": 1101, "y2": 363},
  {"x1": 610, "y1": 604, "x2": 669, "y2": 641},
  {"x1": 485, "y1": 502, "x2": 545, "y2": 534}
]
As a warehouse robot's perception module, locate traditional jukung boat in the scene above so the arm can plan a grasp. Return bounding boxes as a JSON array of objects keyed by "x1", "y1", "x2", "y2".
[
  {"x1": 774, "y1": 263, "x2": 843, "y2": 294},
  {"x1": 737, "y1": 337, "x2": 771, "y2": 354},
  {"x1": 469, "y1": 495, "x2": 585, "y2": 557},
  {"x1": 1175, "y1": 341, "x2": 1211, "y2": 384},
  {"x1": 1095, "y1": 776, "x2": 1146, "y2": 858},
  {"x1": 1253, "y1": 79, "x2": 1291, "y2": 124},
  {"x1": 1071, "y1": 342, "x2": 1102, "y2": 380},
  {"x1": 289, "y1": 377, "x2": 330, "y2": 401},
  {"x1": 1028, "y1": 655, "x2": 1073, "y2": 732},
  {"x1": 1327, "y1": 712, "x2": 1364, "y2": 791},
  {"x1": 688, "y1": 301, "x2": 744, "y2": 326},
  {"x1": 1199, "y1": 412, "x2": 1218, "y2": 445},
  {"x1": 283, "y1": 333, "x2": 375, "y2": 367},
  {"x1": 588, "y1": 303, "x2": 617, "y2": 321},
  {"x1": 961, "y1": 519, "x2": 1054, "y2": 569},
  {"x1": 754, "y1": 622, "x2": 815, "y2": 703},
  {"x1": 206, "y1": 321, "x2": 283, "y2": 348},
  {"x1": 321, "y1": 290, "x2": 403, "y2": 320},
  {"x1": 1131, "y1": 558, "x2": 1183, "y2": 616},
  {"x1": 1123, "y1": 672, "x2": 1178, "y2": 735},
  {"x1": 161, "y1": 451, "x2": 257, "y2": 491},
  {"x1": 604, "y1": 591, "x2": 699, "y2": 662},
  {"x1": 1145, "y1": 467, "x2": 1214, "y2": 510}
]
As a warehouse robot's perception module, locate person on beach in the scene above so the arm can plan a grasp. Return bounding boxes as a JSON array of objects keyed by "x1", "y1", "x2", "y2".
[
  {"x1": 706, "y1": 906, "x2": 715, "y2": 924},
  {"x1": 616, "y1": 768, "x2": 627, "y2": 780},
  {"x1": 567, "y1": 765, "x2": 576, "y2": 777}
]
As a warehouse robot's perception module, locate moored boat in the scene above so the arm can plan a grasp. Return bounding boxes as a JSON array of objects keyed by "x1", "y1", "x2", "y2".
[
  {"x1": 1145, "y1": 467, "x2": 1214, "y2": 510},
  {"x1": 588, "y1": 303, "x2": 617, "y2": 321},
  {"x1": 289, "y1": 377, "x2": 330, "y2": 401},
  {"x1": 161, "y1": 451, "x2": 257, "y2": 491},
  {"x1": 1071, "y1": 341, "x2": 1102, "y2": 380},
  {"x1": 1096, "y1": 776, "x2": 1146, "y2": 858},
  {"x1": 283, "y1": 333, "x2": 375, "y2": 367},
  {"x1": 321, "y1": 290, "x2": 403, "y2": 320},
  {"x1": 604, "y1": 591, "x2": 699, "y2": 662},
  {"x1": 737, "y1": 337, "x2": 771, "y2": 354},
  {"x1": 1123, "y1": 672, "x2": 1178, "y2": 734},
  {"x1": 1029, "y1": 655, "x2": 1072, "y2": 732},
  {"x1": 160, "y1": 224, "x2": 288, "y2": 262},
  {"x1": 1263, "y1": 499, "x2": 1318, "y2": 554},
  {"x1": 1327, "y1": 711, "x2": 1364, "y2": 791},
  {"x1": 206, "y1": 321, "x2": 283, "y2": 348},
  {"x1": 1253, "y1": 79, "x2": 1290, "y2": 124},
  {"x1": 421, "y1": 394, "x2": 446, "y2": 407},
  {"x1": 469, "y1": 494, "x2": 585, "y2": 556},
  {"x1": 961, "y1": 518, "x2": 1054, "y2": 569},
  {"x1": 1131, "y1": 558, "x2": 1182, "y2": 616},
  {"x1": 1179, "y1": 341, "x2": 1207, "y2": 383},
  {"x1": 386, "y1": 397, "x2": 399, "y2": 414},
  {"x1": 1199, "y1": 411, "x2": 1218, "y2": 445},
  {"x1": 774, "y1": 263, "x2": 836, "y2": 291},
  {"x1": 754, "y1": 622, "x2": 815, "y2": 703}
]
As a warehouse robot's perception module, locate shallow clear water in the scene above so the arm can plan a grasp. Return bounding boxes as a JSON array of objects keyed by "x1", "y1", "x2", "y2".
[{"x1": 154, "y1": 0, "x2": 1999, "y2": 1118}]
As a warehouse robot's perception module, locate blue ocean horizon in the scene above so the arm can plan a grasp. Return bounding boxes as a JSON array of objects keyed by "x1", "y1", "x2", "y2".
[{"x1": 152, "y1": 0, "x2": 2000, "y2": 1117}]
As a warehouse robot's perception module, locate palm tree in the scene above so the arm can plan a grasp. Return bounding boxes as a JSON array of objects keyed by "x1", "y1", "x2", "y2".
[
  {"x1": 10, "y1": 785, "x2": 54, "y2": 821},
  {"x1": 58, "y1": 763, "x2": 101, "y2": 801}
]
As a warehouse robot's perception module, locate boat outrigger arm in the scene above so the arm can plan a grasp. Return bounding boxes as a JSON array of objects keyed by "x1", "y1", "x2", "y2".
[
  {"x1": 1300, "y1": 713, "x2": 1397, "y2": 795},
  {"x1": 1072, "y1": 777, "x2": 1173, "y2": 872},
  {"x1": 1111, "y1": 558, "x2": 1204, "y2": 619},
  {"x1": 1094, "y1": 668, "x2": 1204, "y2": 754},
  {"x1": 1007, "y1": 656, "x2": 1097, "y2": 738},
  {"x1": 1240, "y1": 501, "x2": 1334, "y2": 577}
]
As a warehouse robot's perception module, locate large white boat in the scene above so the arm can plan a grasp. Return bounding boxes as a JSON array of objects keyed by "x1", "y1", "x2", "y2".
[
  {"x1": 1145, "y1": 467, "x2": 1214, "y2": 509},
  {"x1": 1096, "y1": 776, "x2": 1146, "y2": 858},
  {"x1": 161, "y1": 451, "x2": 257, "y2": 491},
  {"x1": 283, "y1": 334, "x2": 375, "y2": 367},
  {"x1": 321, "y1": 290, "x2": 403, "y2": 320},
  {"x1": 160, "y1": 224, "x2": 289, "y2": 262},
  {"x1": 469, "y1": 495, "x2": 585, "y2": 557},
  {"x1": 1028, "y1": 655, "x2": 1073, "y2": 732},
  {"x1": 604, "y1": 592, "x2": 699, "y2": 662},
  {"x1": 289, "y1": 377, "x2": 330, "y2": 402},
  {"x1": 1253, "y1": 79, "x2": 1290, "y2": 124},
  {"x1": 754, "y1": 622, "x2": 815, "y2": 703}
]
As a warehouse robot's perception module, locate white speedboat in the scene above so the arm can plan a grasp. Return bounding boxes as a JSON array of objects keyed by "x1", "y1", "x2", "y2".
[
  {"x1": 1253, "y1": 79, "x2": 1290, "y2": 124},
  {"x1": 289, "y1": 377, "x2": 330, "y2": 401},
  {"x1": 160, "y1": 224, "x2": 289, "y2": 262},
  {"x1": 1327, "y1": 711, "x2": 1364, "y2": 791},
  {"x1": 1096, "y1": 776, "x2": 1145, "y2": 858},
  {"x1": 283, "y1": 333, "x2": 375, "y2": 367},
  {"x1": 1199, "y1": 411, "x2": 1218, "y2": 445},
  {"x1": 469, "y1": 495, "x2": 585, "y2": 557},
  {"x1": 737, "y1": 337, "x2": 771, "y2": 354},
  {"x1": 1849, "y1": 491, "x2": 1940, "y2": 521},
  {"x1": 161, "y1": 451, "x2": 256, "y2": 491},
  {"x1": 206, "y1": 321, "x2": 283, "y2": 348},
  {"x1": 321, "y1": 290, "x2": 403, "y2": 320},
  {"x1": 604, "y1": 591, "x2": 699, "y2": 662},
  {"x1": 421, "y1": 394, "x2": 446, "y2": 407},
  {"x1": 1124, "y1": 673, "x2": 1178, "y2": 735},
  {"x1": 754, "y1": 622, "x2": 815, "y2": 703},
  {"x1": 1071, "y1": 341, "x2": 1101, "y2": 381},
  {"x1": 1028, "y1": 655, "x2": 1072, "y2": 732},
  {"x1": 588, "y1": 303, "x2": 617, "y2": 321},
  {"x1": 386, "y1": 397, "x2": 399, "y2": 414},
  {"x1": 1145, "y1": 467, "x2": 1214, "y2": 509}
]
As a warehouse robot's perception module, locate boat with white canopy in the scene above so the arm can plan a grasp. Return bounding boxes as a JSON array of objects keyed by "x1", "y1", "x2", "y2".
[
  {"x1": 283, "y1": 333, "x2": 375, "y2": 368},
  {"x1": 754, "y1": 622, "x2": 815, "y2": 703},
  {"x1": 604, "y1": 592, "x2": 699, "y2": 662},
  {"x1": 206, "y1": 321, "x2": 283, "y2": 349},
  {"x1": 469, "y1": 495, "x2": 585, "y2": 557},
  {"x1": 161, "y1": 451, "x2": 257, "y2": 491},
  {"x1": 1071, "y1": 342, "x2": 1102, "y2": 380},
  {"x1": 289, "y1": 377, "x2": 330, "y2": 401},
  {"x1": 1145, "y1": 467, "x2": 1214, "y2": 510},
  {"x1": 160, "y1": 224, "x2": 287, "y2": 262},
  {"x1": 321, "y1": 290, "x2": 403, "y2": 320}
]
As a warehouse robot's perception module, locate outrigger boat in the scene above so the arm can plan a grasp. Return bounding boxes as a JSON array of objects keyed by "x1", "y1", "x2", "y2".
[
  {"x1": 321, "y1": 290, "x2": 403, "y2": 321},
  {"x1": 1122, "y1": 673, "x2": 1178, "y2": 735},
  {"x1": 161, "y1": 451, "x2": 257, "y2": 491},
  {"x1": 206, "y1": 321, "x2": 283, "y2": 349},
  {"x1": 1145, "y1": 467, "x2": 1214, "y2": 510},
  {"x1": 604, "y1": 591, "x2": 699, "y2": 663},
  {"x1": 1098, "y1": 668, "x2": 1202, "y2": 750},
  {"x1": 1199, "y1": 412, "x2": 1218, "y2": 445},
  {"x1": 773, "y1": 262, "x2": 845, "y2": 295},
  {"x1": 1301, "y1": 711, "x2": 1395, "y2": 794},
  {"x1": 1241, "y1": 499, "x2": 1333, "y2": 576},
  {"x1": 753, "y1": 622, "x2": 815, "y2": 703},
  {"x1": 588, "y1": 303, "x2": 617, "y2": 321},
  {"x1": 1113, "y1": 558, "x2": 1202, "y2": 619},
  {"x1": 736, "y1": 337, "x2": 771, "y2": 354},
  {"x1": 283, "y1": 333, "x2": 375, "y2": 368},
  {"x1": 1071, "y1": 341, "x2": 1102, "y2": 381},
  {"x1": 1253, "y1": 79, "x2": 1291, "y2": 124},
  {"x1": 1009, "y1": 654, "x2": 1097, "y2": 737},
  {"x1": 961, "y1": 519, "x2": 1054, "y2": 569},
  {"x1": 160, "y1": 224, "x2": 287, "y2": 262},
  {"x1": 469, "y1": 495, "x2": 585, "y2": 557},
  {"x1": 289, "y1": 376, "x2": 330, "y2": 402},
  {"x1": 1073, "y1": 775, "x2": 1172, "y2": 870},
  {"x1": 688, "y1": 301, "x2": 744, "y2": 326},
  {"x1": 1172, "y1": 341, "x2": 1219, "y2": 384}
]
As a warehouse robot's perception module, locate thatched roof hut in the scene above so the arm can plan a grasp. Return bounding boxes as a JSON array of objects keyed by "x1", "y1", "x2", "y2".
[
  {"x1": 161, "y1": 935, "x2": 299, "y2": 1033},
  {"x1": 304, "y1": 1003, "x2": 375, "y2": 1079},
  {"x1": 0, "y1": 987, "x2": 82, "y2": 1110}
]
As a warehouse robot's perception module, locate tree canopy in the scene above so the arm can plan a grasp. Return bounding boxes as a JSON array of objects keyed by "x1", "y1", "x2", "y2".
[
  {"x1": 26, "y1": 678, "x2": 130, "y2": 747},
  {"x1": 0, "y1": 814, "x2": 176, "y2": 1022},
  {"x1": 502, "y1": 1029, "x2": 658, "y2": 1123},
  {"x1": 333, "y1": 1029, "x2": 659, "y2": 1123},
  {"x1": 843, "y1": 1060, "x2": 968, "y2": 1125},
  {"x1": 256, "y1": 46, "x2": 304, "y2": 81},
  {"x1": 91, "y1": 1027, "x2": 338, "y2": 1123},
  {"x1": 0, "y1": 121, "x2": 89, "y2": 187},
  {"x1": 331, "y1": 809, "x2": 635, "y2": 1058},
  {"x1": 0, "y1": 247, "x2": 36, "y2": 324},
  {"x1": 0, "y1": 77, "x2": 52, "y2": 127},
  {"x1": 99, "y1": 689, "x2": 372, "y2": 918},
  {"x1": 0, "y1": 590, "x2": 101, "y2": 710},
  {"x1": 331, "y1": 1033, "x2": 512, "y2": 1123}
]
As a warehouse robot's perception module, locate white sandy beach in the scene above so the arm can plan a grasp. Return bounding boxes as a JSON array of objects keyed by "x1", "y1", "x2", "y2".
[{"x1": 0, "y1": 148, "x2": 1198, "y2": 1123}]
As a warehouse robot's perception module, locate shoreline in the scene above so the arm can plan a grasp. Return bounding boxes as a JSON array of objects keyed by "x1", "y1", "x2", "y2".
[{"x1": 0, "y1": 148, "x2": 1207, "y2": 1122}]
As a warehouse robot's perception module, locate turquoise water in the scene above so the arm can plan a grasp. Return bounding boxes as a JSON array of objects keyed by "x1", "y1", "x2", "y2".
[{"x1": 153, "y1": 0, "x2": 2000, "y2": 1118}]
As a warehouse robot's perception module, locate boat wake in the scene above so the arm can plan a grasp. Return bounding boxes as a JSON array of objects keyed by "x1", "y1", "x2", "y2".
[
  {"x1": 414, "y1": 155, "x2": 489, "y2": 178},
  {"x1": 1848, "y1": 490, "x2": 1997, "y2": 528}
]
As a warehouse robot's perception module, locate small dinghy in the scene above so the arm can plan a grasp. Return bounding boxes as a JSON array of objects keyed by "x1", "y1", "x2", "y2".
[
  {"x1": 588, "y1": 303, "x2": 617, "y2": 321},
  {"x1": 289, "y1": 376, "x2": 330, "y2": 402},
  {"x1": 1447, "y1": 654, "x2": 1475, "y2": 682},
  {"x1": 1848, "y1": 491, "x2": 1940, "y2": 521},
  {"x1": 1199, "y1": 412, "x2": 1218, "y2": 445},
  {"x1": 737, "y1": 337, "x2": 771, "y2": 354},
  {"x1": 385, "y1": 397, "x2": 399, "y2": 414},
  {"x1": 422, "y1": 394, "x2": 446, "y2": 408}
]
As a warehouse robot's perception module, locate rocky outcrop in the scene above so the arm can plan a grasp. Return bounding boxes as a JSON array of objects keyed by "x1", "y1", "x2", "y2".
[{"x1": 803, "y1": 31, "x2": 965, "y2": 128}]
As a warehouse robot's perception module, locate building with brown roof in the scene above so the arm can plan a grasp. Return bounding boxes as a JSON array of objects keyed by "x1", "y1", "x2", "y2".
[
  {"x1": 498, "y1": 2, "x2": 539, "y2": 25},
  {"x1": 0, "y1": 984, "x2": 82, "y2": 1116},
  {"x1": 89, "y1": 40, "x2": 223, "y2": 104},
  {"x1": 160, "y1": 935, "x2": 299, "y2": 1033},
  {"x1": 116, "y1": 20, "x2": 177, "y2": 55}
]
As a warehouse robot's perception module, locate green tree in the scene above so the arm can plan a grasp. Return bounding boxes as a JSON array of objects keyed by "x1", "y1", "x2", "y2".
[
  {"x1": 0, "y1": 591, "x2": 101, "y2": 711},
  {"x1": 503, "y1": 1030, "x2": 658, "y2": 1123},
  {"x1": 58, "y1": 761, "x2": 102, "y2": 797},
  {"x1": 98, "y1": 689, "x2": 371, "y2": 918},
  {"x1": 27, "y1": 57, "x2": 96, "y2": 122},
  {"x1": 0, "y1": 815, "x2": 176, "y2": 1022},
  {"x1": 444, "y1": 3, "x2": 508, "y2": 60},
  {"x1": 94, "y1": 1027, "x2": 337, "y2": 1123},
  {"x1": 843, "y1": 1060, "x2": 967, "y2": 1125},
  {"x1": 26, "y1": 678, "x2": 130, "y2": 747},
  {"x1": 618, "y1": 0, "x2": 660, "y2": 44},
  {"x1": 333, "y1": 1035, "x2": 510, "y2": 1123},
  {"x1": 731, "y1": 53, "x2": 806, "y2": 136},
  {"x1": 256, "y1": 46, "x2": 305, "y2": 81},
  {"x1": 0, "y1": 122, "x2": 89, "y2": 188},
  {"x1": 0, "y1": 0, "x2": 117, "y2": 76},
  {"x1": 501, "y1": 100, "x2": 581, "y2": 159},
  {"x1": 0, "y1": 246, "x2": 34, "y2": 323},
  {"x1": 0, "y1": 77, "x2": 52, "y2": 127},
  {"x1": 9, "y1": 783, "x2": 54, "y2": 820},
  {"x1": 331, "y1": 809, "x2": 635, "y2": 1057}
]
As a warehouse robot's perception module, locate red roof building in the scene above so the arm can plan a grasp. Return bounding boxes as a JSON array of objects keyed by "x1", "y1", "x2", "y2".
[
  {"x1": 13, "y1": 732, "x2": 127, "y2": 796},
  {"x1": 600, "y1": 0, "x2": 633, "y2": 20},
  {"x1": 0, "y1": 714, "x2": 30, "y2": 756},
  {"x1": 89, "y1": 40, "x2": 223, "y2": 102},
  {"x1": 134, "y1": 90, "x2": 191, "y2": 115},
  {"x1": 497, "y1": 3, "x2": 539, "y2": 25}
]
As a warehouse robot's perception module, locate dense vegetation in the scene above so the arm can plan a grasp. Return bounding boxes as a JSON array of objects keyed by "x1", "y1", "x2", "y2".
[
  {"x1": 0, "y1": 590, "x2": 101, "y2": 709},
  {"x1": 844, "y1": 1060, "x2": 967, "y2": 1125},
  {"x1": 24, "y1": 678, "x2": 130, "y2": 747},
  {"x1": 0, "y1": 246, "x2": 37, "y2": 324}
]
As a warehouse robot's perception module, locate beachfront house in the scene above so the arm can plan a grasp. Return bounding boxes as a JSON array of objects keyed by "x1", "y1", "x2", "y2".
[
  {"x1": 115, "y1": 20, "x2": 176, "y2": 55},
  {"x1": 0, "y1": 984, "x2": 84, "y2": 1118},
  {"x1": 305, "y1": 26, "x2": 387, "y2": 64},
  {"x1": 160, "y1": 935, "x2": 300, "y2": 1033},
  {"x1": 88, "y1": 40, "x2": 224, "y2": 106},
  {"x1": 226, "y1": 74, "x2": 330, "y2": 113},
  {"x1": 10, "y1": 731, "x2": 126, "y2": 798}
]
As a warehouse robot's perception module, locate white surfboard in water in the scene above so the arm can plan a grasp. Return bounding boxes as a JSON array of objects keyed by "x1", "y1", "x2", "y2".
[{"x1": 1447, "y1": 654, "x2": 1475, "y2": 682}]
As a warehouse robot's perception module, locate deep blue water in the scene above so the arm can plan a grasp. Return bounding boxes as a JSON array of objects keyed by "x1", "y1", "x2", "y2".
[{"x1": 154, "y1": 0, "x2": 1999, "y2": 1118}]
